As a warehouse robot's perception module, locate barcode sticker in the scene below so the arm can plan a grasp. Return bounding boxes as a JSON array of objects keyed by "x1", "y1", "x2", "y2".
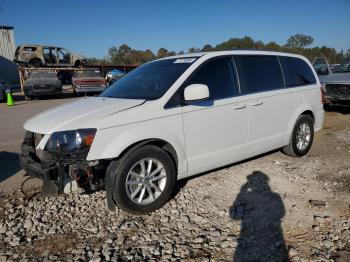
[{"x1": 174, "y1": 58, "x2": 196, "y2": 64}]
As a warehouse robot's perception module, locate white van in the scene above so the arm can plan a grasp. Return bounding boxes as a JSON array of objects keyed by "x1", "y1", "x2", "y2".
[{"x1": 21, "y1": 51, "x2": 324, "y2": 214}]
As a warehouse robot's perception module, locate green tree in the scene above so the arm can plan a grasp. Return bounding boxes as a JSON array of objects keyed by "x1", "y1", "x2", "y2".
[
  {"x1": 215, "y1": 36, "x2": 255, "y2": 50},
  {"x1": 157, "y1": 48, "x2": 169, "y2": 58},
  {"x1": 108, "y1": 44, "x2": 133, "y2": 64},
  {"x1": 188, "y1": 47, "x2": 201, "y2": 53},
  {"x1": 254, "y1": 41, "x2": 265, "y2": 50},
  {"x1": 105, "y1": 36, "x2": 346, "y2": 66},
  {"x1": 286, "y1": 34, "x2": 314, "y2": 49},
  {"x1": 201, "y1": 44, "x2": 214, "y2": 52},
  {"x1": 264, "y1": 41, "x2": 281, "y2": 51},
  {"x1": 108, "y1": 44, "x2": 155, "y2": 65}
]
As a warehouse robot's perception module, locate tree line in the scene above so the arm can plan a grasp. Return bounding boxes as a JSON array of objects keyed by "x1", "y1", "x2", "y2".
[{"x1": 87, "y1": 34, "x2": 350, "y2": 65}]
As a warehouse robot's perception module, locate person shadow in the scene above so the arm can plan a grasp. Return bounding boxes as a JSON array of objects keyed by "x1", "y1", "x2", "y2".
[{"x1": 229, "y1": 171, "x2": 288, "y2": 262}]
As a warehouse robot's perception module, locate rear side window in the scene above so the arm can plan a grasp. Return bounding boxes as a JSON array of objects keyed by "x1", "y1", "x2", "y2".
[
  {"x1": 280, "y1": 56, "x2": 316, "y2": 87},
  {"x1": 186, "y1": 56, "x2": 238, "y2": 100},
  {"x1": 235, "y1": 55, "x2": 284, "y2": 94}
]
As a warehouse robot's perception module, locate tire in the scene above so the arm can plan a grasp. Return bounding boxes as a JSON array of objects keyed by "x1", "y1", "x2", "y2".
[
  {"x1": 283, "y1": 115, "x2": 314, "y2": 157},
  {"x1": 74, "y1": 60, "x2": 81, "y2": 68},
  {"x1": 106, "y1": 145, "x2": 176, "y2": 214},
  {"x1": 29, "y1": 59, "x2": 41, "y2": 68}
]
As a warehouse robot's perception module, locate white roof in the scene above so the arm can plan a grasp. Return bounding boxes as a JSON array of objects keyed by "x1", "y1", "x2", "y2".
[{"x1": 160, "y1": 50, "x2": 306, "y2": 60}]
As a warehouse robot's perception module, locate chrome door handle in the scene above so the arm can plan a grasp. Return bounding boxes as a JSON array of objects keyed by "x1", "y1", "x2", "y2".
[
  {"x1": 233, "y1": 103, "x2": 246, "y2": 110},
  {"x1": 250, "y1": 100, "x2": 264, "y2": 106}
]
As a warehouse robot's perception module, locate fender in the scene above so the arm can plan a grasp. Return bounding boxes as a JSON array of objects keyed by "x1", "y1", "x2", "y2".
[{"x1": 87, "y1": 116, "x2": 188, "y2": 174}]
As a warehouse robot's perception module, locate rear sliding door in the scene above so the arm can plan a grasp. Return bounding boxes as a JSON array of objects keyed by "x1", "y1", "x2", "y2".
[{"x1": 235, "y1": 55, "x2": 294, "y2": 155}]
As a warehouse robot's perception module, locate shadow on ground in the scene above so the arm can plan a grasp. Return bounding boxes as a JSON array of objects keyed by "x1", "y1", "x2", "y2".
[
  {"x1": 229, "y1": 171, "x2": 288, "y2": 262},
  {"x1": 0, "y1": 151, "x2": 21, "y2": 182}
]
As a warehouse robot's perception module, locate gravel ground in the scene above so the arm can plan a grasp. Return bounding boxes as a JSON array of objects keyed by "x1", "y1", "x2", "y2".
[{"x1": 0, "y1": 105, "x2": 349, "y2": 262}]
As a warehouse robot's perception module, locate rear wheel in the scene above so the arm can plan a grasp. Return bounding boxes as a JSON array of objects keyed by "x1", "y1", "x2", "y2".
[
  {"x1": 74, "y1": 60, "x2": 81, "y2": 68},
  {"x1": 283, "y1": 115, "x2": 314, "y2": 157},
  {"x1": 106, "y1": 145, "x2": 176, "y2": 214},
  {"x1": 29, "y1": 59, "x2": 42, "y2": 67}
]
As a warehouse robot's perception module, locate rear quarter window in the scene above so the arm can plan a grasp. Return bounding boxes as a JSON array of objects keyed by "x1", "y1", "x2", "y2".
[
  {"x1": 235, "y1": 55, "x2": 284, "y2": 94},
  {"x1": 279, "y1": 56, "x2": 316, "y2": 87}
]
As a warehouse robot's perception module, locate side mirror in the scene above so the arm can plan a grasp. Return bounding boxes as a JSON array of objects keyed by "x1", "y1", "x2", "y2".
[{"x1": 184, "y1": 84, "x2": 209, "y2": 102}]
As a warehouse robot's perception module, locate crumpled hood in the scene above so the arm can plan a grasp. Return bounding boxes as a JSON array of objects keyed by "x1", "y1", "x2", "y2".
[{"x1": 24, "y1": 97, "x2": 144, "y2": 134}]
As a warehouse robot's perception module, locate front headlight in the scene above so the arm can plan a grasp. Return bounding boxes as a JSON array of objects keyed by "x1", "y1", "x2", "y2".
[{"x1": 46, "y1": 129, "x2": 96, "y2": 153}]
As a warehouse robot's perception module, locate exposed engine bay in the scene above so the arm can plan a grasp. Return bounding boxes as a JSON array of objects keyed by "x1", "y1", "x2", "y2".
[{"x1": 20, "y1": 131, "x2": 106, "y2": 196}]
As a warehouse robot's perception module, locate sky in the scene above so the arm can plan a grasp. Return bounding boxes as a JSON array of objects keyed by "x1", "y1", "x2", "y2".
[{"x1": 1, "y1": 0, "x2": 349, "y2": 58}]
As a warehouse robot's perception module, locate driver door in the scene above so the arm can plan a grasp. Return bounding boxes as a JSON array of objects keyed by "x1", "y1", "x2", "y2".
[
  {"x1": 181, "y1": 56, "x2": 248, "y2": 173},
  {"x1": 57, "y1": 48, "x2": 70, "y2": 66}
]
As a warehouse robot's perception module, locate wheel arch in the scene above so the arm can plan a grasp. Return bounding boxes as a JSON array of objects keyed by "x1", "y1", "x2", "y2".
[
  {"x1": 284, "y1": 105, "x2": 316, "y2": 145},
  {"x1": 300, "y1": 110, "x2": 314, "y2": 123},
  {"x1": 29, "y1": 58, "x2": 43, "y2": 66},
  {"x1": 116, "y1": 138, "x2": 179, "y2": 171}
]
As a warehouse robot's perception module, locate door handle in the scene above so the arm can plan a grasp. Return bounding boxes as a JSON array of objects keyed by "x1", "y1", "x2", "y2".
[
  {"x1": 233, "y1": 103, "x2": 246, "y2": 110},
  {"x1": 250, "y1": 100, "x2": 264, "y2": 106}
]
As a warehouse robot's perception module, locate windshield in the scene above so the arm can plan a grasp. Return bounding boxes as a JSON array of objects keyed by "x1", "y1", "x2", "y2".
[
  {"x1": 100, "y1": 58, "x2": 197, "y2": 100},
  {"x1": 28, "y1": 71, "x2": 57, "y2": 79},
  {"x1": 75, "y1": 70, "x2": 101, "y2": 78}
]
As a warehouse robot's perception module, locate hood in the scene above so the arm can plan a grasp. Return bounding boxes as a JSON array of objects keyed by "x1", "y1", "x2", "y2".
[
  {"x1": 319, "y1": 73, "x2": 350, "y2": 84},
  {"x1": 73, "y1": 77, "x2": 104, "y2": 82},
  {"x1": 25, "y1": 78, "x2": 60, "y2": 85},
  {"x1": 24, "y1": 97, "x2": 144, "y2": 134}
]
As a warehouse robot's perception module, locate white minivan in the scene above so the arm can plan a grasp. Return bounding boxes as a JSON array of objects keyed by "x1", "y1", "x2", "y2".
[{"x1": 21, "y1": 51, "x2": 324, "y2": 214}]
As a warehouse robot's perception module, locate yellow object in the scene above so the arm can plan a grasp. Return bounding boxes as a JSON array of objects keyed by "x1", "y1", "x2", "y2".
[{"x1": 6, "y1": 92, "x2": 14, "y2": 106}]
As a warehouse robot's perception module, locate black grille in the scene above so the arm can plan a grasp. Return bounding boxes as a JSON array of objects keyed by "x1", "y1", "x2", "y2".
[{"x1": 325, "y1": 84, "x2": 350, "y2": 96}]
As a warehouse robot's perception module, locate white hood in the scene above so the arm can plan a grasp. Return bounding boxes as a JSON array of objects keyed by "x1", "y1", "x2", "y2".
[{"x1": 24, "y1": 97, "x2": 144, "y2": 134}]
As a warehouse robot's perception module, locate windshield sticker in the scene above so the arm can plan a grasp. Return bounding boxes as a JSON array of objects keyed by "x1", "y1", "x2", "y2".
[{"x1": 174, "y1": 58, "x2": 196, "y2": 64}]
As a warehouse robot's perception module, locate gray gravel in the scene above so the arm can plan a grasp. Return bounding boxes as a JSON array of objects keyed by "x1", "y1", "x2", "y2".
[{"x1": 0, "y1": 154, "x2": 349, "y2": 261}]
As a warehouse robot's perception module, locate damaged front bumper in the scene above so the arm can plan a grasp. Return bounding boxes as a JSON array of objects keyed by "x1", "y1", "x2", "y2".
[
  {"x1": 20, "y1": 131, "x2": 106, "y2": 196},
  {"x1": 20, "y1": 132, "x2": 56, "y2": 176}
]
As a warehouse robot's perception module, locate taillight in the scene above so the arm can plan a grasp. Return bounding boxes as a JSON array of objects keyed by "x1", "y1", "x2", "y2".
[{"x1": 320, "y1": 86, "x2": 326, "y2": 104}]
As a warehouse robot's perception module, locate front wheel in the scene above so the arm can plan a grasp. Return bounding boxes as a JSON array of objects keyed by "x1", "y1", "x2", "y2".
[
  {"x1": 106, "y1": 145, "x2": 176, "y2": 214},
  {"x1": 283, "y1": 115, "x2": 314, "y2": 157}
]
